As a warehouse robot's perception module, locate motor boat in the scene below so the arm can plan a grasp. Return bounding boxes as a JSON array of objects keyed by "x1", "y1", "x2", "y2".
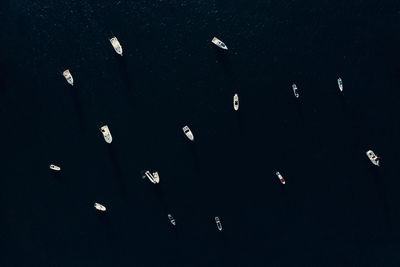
[
  {"x1": 182, "y1": 126, "x2": 194, "y2": 141},
  {"x1": 233, "y1": 93, "x2": 239, "y2": 111},
  {"x1": 100, "y1": 125, "x2": 112, "y2": 144},
  {"x1": 366, "y1": 150, "x2": 380, "y2": 166},
  {"x1": 94, "y1": 202, "x2": 106, "y2": 211},
  {"x1": 275, "y1": 171, "x2": 286, "y2": 184},
  {"x1": 337, "y1": 77, "x2": 343, "y2": 92},
  {"x1": 215, "y1": 216, "x2": 222, "y2": 231},
  {"x1": 168, "y1": 214, "x2": 176, "y2": 226},
  {"x1": 109, "y1": 37, "x2": 123, "y2": 56},
  {"x1": 152, "y1": 171, "x2": 160, "y2": 183},
  {"x1": 63, "y1": 69, "x2": 74, "y2": 86},
  {"x1": 143, "y1": 171, "x2": 159, "y2": 184},
  {"x1": 211, "y1": 37, "x2": 228, "y2": 50},
  {"x1": 49, "y1": 164, "x2": 61, "y2": 171},
  {"x1": 292, "y1": 83, "x2": 299, "y2": 98}
]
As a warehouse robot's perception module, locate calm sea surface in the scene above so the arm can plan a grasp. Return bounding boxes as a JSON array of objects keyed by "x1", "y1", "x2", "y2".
[{"x1": 1, "y1": 0, "x2": 400, "y2": 266}]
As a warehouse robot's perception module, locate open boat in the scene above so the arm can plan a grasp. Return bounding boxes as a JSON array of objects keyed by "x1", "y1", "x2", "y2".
[
  {"x1": 168, "y1": 214, "x2": 176, "y2": 226},
  {"x1": 275, "y1": 171, "x2": 286, "y2": 184},
  {"x1": 94, "y1": 202, "x2": 106, "y2": 211},
  {"x1": 366, "y1": 150, "x2": 380, "y2": 166},
  {"x1": 63, "y1": 69, "x2": 74, "y2": 86},
  {"x1": 211, "y1": 37, "x2": 228, "y2": 50},
  {"x1": 49, "y1": 164, "x2": 61, "y2": 171},
  {"x1": 338, "y1": 77, "x2": 343, "y2": 92},
  {"x1": 233, "y1": 93, "x2": 239, "y2": 111},
  {"x1": 182, "y1": 126, "x2": 194, "y2": 141},
  {"x1": 100, "y1": 125, "x2": 112, "y2": 144},
  {"x1": 109, "y1": 37, "x2": 123, "y2": 56},
  {"x1": 292, "y1": 83, "x2": 299, "y2": 98},
  {"x1": 215, "y1": 216, "x2": 222, "y2": 231}
]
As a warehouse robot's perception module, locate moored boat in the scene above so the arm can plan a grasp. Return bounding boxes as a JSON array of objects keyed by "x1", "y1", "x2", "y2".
[
  {"x1": 109, "y1": 37, "x2": 123, "y2": 56},
  {"x1": 49, "y1": 164, "x2": 61, "y2": 171},
  {"x1": 366, "y1": 150, "x2": 380, "y2": 166},
  {"x1": 292, "y1": 83, "x2": 299, "y2": 98},
  {"x1": 233, "y1": 93, "x2": 239, "y2": 111},
  {"x1": 94, "y1": 202, "x2": 106, "y2": 211},
  {"x1": 211, "y1": 37, "x2": 228, "y2": 50},
  {"x1": 338, "y1": 77, "x2": 343, "y2": 92},
  {"x1": 182, "y1": 126, "x2": 194, "y2": 141},
  {"x1": 168, "y1": 214, "x2": 176, "y2": 226},
  {"x1": 215, "y1": 216, "x2": 222, "y2": 231},
  {"x1": 100, "y1": 125, "x2": 112, "y2": 144},
  {"x1": 63, "y1": 69, "x2": 74, "y2": 86},
  {"x1": 275, "y1": 171, "x2": 286, "y2": 184},
  {"x1": 144, "y1": 171, "x2": 159, "y2": 184}
]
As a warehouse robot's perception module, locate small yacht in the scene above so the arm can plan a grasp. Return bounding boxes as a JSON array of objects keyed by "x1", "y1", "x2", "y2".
[
  {"x1": 152, "y1": 171, "x2": 160, "y2": 183},
  {"x1": 366, "y1": 150, "x2": 380, "y2": 166},
  {"x1": 292, "y1": 83, "x2": 299, "y2": 98},
  {"x1": 62, "y1": 69, "x2": 74, "y2": 86},
  {"x1": 211, "y1": 37, "x2": 228, "y2": 50},
  {"x1": 338, "y1": 77, "x2": 343, "y2": 92},
  {"x1": 100, "y1": 125, "x2": 112, "y2": 144},
  {"x1": 109, "y1": 37, "x2": 123, "y2": 56},
  {"x1": 168, "y1": 214, "x2": 176, "y2": 226},
  {"x1": 144, "y1": 171, "x2": 159, "y2": 184},
  {"x1": 182, "y1": 126, "x2": 194, "y2": 141},
  {"x1": 233, "y1": 93, "x2": 239, "y2": 111},
  {"x1": 94, "y1": 202, "x2": 106, "y2": 211},
  {"x1": 275, "y1": 171, "x2": 286, "y2": 184},
  {"x1": 215, "y1": 216, "x2": 223, "y2": 231},
  {"x1": 49, "y1": 164, "x2": 61, "y2": 171}
]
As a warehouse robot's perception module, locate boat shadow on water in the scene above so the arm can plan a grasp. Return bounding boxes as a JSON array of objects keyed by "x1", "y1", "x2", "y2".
[{"x1": 186, "y1": 142, "x2": 201, "y2": 172}]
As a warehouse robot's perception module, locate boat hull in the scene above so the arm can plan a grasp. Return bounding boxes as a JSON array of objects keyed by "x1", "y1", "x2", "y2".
[{"x1": 233, "y1": 94, "x2": 239, "y2": 111}]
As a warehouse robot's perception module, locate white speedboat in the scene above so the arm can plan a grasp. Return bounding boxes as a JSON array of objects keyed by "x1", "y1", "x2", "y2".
[
  {"x1": 182, "y1": 126, "x2": 194, "y2": 141},
  {"x1": 49, "y1": 164, "x2": 61, "y2": 171},
  {"x1": 292, "y1": 83, "x2": 299, "y2": 98},
  {"x1": 144, "y1": 171, "x2": 159, "y2": 184},
  {"x1": 211, "y1": 37, "x2": 228, "y2": 50},
  {"x1": 366, "y1": 150, "x2": 380, "y2": 166},
  {"x1": 100, "y1": 125, "x2": 112, "y2": 144},
  {"x1": 337, "y1": 77, "x2": 343, "y2": 92},
  {"x1": 63, "y1": 69, "x2": 74, "y2": 86},
  {"x1": 215, "y1": 216, "x2": 222, "y2": 231},
  {"x1": 109, "y1": 37, "x2": 123, "y2": 56},
  {"x1": 275, "y1": 171, "x2": 286, "y2": 184},
  {"x1": 168, "y1": 214, "x2": 176, "y2": 226},
  {"x1": 233, "y1": 93, "x2": 239, "y2": 111},
  {"x1": 94, "y1": 202, "x2": 106, "y2": 211}
]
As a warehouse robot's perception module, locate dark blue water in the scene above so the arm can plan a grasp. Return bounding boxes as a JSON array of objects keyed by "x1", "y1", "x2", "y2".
[{"x1": 1, "y1": 0, "x2": 400, "y2": 266}]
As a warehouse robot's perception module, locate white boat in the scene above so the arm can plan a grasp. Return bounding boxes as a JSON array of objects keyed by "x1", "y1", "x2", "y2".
[
  {"x1": 292, "y1": 83, "x2": 299, "y2": 98},
  {"x1": 182, "y1": 126, "x2": 194, "y2": 141},
  {"x1": 337, "y1": 77, "x2": 343, "y2": 92},
  {"x1": 144, "y1": 171, "x2": 159, "y2": 184},
  {"x1": 109, "y1": 37, "x2": 123, "y2": 56},
  {"x1": 366, "y1": 150, "x2": 380, "y2": 166},
  {"x1": 233, "y1": 93, "x2": 239, "y2": 111},
  {"x1": 152, "y1": 171, "x2": 160, "y2": 183},
  {"x1": 211, "y1": 37, "x2": 228, "y2": 50},
  {"x1": 94, "y1": 202, "x2": 106, "y2": 211},
  {"x1": 100, "y1": 125, "x2": 112, "y2": 144},
  {"x1": 215, "y1": 216, "x2": 222, "y2": 231},
  {"x1": 275, "y1": 171, "x2": 286, "y2": 184},
  {"x1": 49, "y1": 164, "x2": 61, "y2": 171},
  {"x1": 62, "y1": 69, "x2": 74, "y2": 86},
  {"x1": 168, "y1": 214, "x2": 176, "y2": 226}
]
